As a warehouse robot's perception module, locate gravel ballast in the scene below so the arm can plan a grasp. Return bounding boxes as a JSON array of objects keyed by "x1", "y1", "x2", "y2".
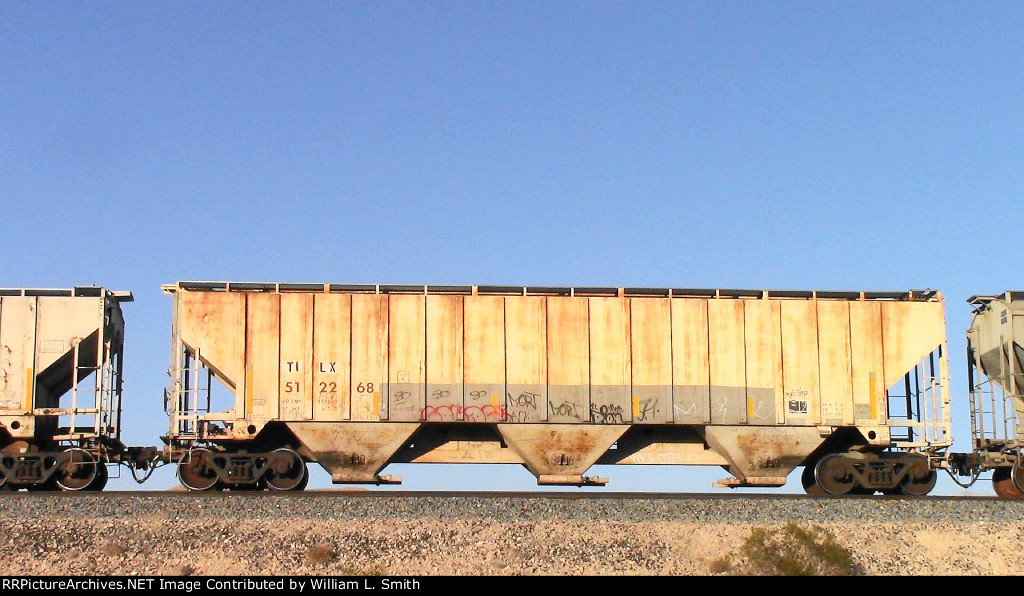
[{"x1": 0, "y1": 493, "x2": 1020, "y2": 576}]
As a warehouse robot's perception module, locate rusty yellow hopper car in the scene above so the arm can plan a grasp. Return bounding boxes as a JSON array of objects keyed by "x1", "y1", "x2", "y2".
[{"x1": 162, "y1": 282, "x2": 951, "y2": 494}]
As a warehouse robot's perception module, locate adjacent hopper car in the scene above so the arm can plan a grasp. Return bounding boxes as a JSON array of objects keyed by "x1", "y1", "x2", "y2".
[
  {"x1": 0, "y1": 287, "x2": 154, "y2": 491},
  {"x1": 950, "y1": 292, "x2": 1024, "y2": 498},
  {"x1": 0, "y1": 282, "x2": 1020, "y2": 497}
]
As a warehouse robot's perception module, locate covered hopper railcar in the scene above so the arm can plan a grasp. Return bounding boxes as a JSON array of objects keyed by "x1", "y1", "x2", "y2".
[
  {"x1": 0, "y1": 287, "x2": 155, "y2": 491},
  {"x1": 162, "y1": 282, "x2": 952, "y2": 495},
  {"x1": 950, "y1": 292, "x2": 1024, "y2": 498}
]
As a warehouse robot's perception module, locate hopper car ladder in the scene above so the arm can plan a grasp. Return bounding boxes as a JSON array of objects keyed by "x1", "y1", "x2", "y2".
[
  {"x1": 949, "y1": 328, "x2": 1024, "y2": 498},
  {"x1": 166, "y1": 347, "x2": 214, "y2": 441}
]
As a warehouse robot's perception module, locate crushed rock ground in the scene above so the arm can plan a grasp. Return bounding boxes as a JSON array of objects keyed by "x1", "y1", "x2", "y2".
[{"x1": 0, "y1": 493, "x2": 1020, "y2": 576}]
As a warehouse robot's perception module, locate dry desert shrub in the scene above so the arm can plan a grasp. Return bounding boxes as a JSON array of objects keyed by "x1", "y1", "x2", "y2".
[
  {"x1": 306, "y1": 543, "x2": 338, "y2": 565},
  {"x1": 101, "y1": 542, "x2": 126, "y2": 558},
  {"x1": 714, "y1": 523, "x2": 857, "y2": 576}
]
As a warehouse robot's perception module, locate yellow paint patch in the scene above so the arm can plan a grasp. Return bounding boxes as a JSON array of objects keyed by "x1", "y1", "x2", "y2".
[
  {"x1": 869, "y1": 372, "x2": 877, "y2": 420},
  {"x1": 24, "y1": 368, "x2": 34, "y2": 411},
  {"x1": 245, "y1": 366, "x2": 254, "y2": 415}
]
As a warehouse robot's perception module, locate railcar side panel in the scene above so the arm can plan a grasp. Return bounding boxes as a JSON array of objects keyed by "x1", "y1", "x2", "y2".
[
  {"x1": 312, "y1": 293, "x2": 350, "y2": 421},
  {"x1": 279, "y1": 294, "x2": 313, "y2": 421},
  {"x1": 671, "y1": 299, "x2": 710, "y2": 424},
  {"x1": 708, "y1": 299, "x2": 746, "y2": 425},
  {"x1": 350, "y1": 294, "x2": 387, "y2": 421},
  {"x1": 849, "y1": 301, "x2": 884, "y2": 424},
  {"x1": 546, "y1": 297, "x2": 589, "y2": 423},
  {"x1": 817, "y1": 300, "x2": 854, "y2": 426},
  {"x1": 177, "y1": 291, "x2": 244, "y2": 390},
  {"x1": 463, "y1": 296, "x2": 505, "y2": 421},
  {"x1": 504, "y1": 296, "x2": 546, "y2": 423},
  {"x1": 387, "y1": 295, "x2": 425, "y2": 422},
  {"x1": 589, "y1": 297, "x2": 631, "y2": 425},
  {"x1": 881, "y1": 301, "x2": 946, "y2": 389},
  {"x1": 0, "y1": 297, "x2": 37, "y2": 414},
  {"x1": 629, "y1": 297, "x2": 672, "y2": 424},
  {"x1": 425, "y1": 294, "x2": 464, "y2": 421},
  {"x1": 162, "y1": 283, "x2": 951, "y2": 491},
  {"x1": 742, "y1": 299, "x2": 781, "y2": 425},
  {"x1": 780, "y1": 300, "x2": 820, "y2": 426}
]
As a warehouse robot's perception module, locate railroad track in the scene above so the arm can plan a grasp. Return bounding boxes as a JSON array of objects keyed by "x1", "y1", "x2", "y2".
[{"x1": 1, "y1": 489, "x2": 1019, "y2": 576}]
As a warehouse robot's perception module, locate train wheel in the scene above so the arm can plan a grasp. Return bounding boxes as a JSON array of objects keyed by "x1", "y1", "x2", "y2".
[
  {"x1": 84, "y1": 463, "x2": 109, "y2": 491},
  {"x1": 178, "y1": 449, "x2": 219, "y2": 491},
  {"x1": 898, "y1": 455, "x2": 937, "y2": 496},
  {"x1": 265, "y1": 448, "x2": 308, "y2": 491},
  {"x1": 801, "y1": 463, "x2": 827, "y2": 496},
  {"x1": 814, "y1": 454, "x2": 856, "y2": 495},
  {"x1": 992, "y1": 467, "x2": 1024, "y2": 499},
  {"x1": 0, "y1": 455, "x2": 19, "y2": 490},
  {"x1": 55, "y1": 448, "x2": 99, "y2": 491}
]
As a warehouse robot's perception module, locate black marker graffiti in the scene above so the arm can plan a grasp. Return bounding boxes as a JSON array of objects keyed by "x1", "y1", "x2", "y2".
[{"x1": 590, "y1": 403, "x2": 625, "y2": 424}]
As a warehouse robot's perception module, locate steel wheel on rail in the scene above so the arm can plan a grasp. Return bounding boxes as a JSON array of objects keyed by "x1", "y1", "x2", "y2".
[
  {"x1": 992, "y1": 467, "x2": 1024, "y2": 499},
  {"x1": 1011, "y1": 458, "x2": 1024, "y2": 497},
  {"x1": 814, "y1": 454, "x2": 856, "y2": 495},
  {"x1": 84, "y1": 461, "x2": 109, "y2": 491},
  {"x1": 55, "y1": 448, "x2": 99, "y2": 491},
  {"x1": 801, "y1": 463, "x2": 827, "y2": 496},
  {"x1": 0, "y1": 455, "x2": 11, "y2": 491},
  {"x1": 178, "y1": 448, "x2": 220, "y2": 491},
  {"x1": 898, "y1": 455, "x2": 937, "y2": 496},
  {"x1": 265, "y1": 448, "x2": 308, "y2": 491}
]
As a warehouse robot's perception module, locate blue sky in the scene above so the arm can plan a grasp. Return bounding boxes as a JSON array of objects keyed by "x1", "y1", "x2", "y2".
[{"x1": 2, "y1": 2, "x2": 1022, "y2": 493}]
